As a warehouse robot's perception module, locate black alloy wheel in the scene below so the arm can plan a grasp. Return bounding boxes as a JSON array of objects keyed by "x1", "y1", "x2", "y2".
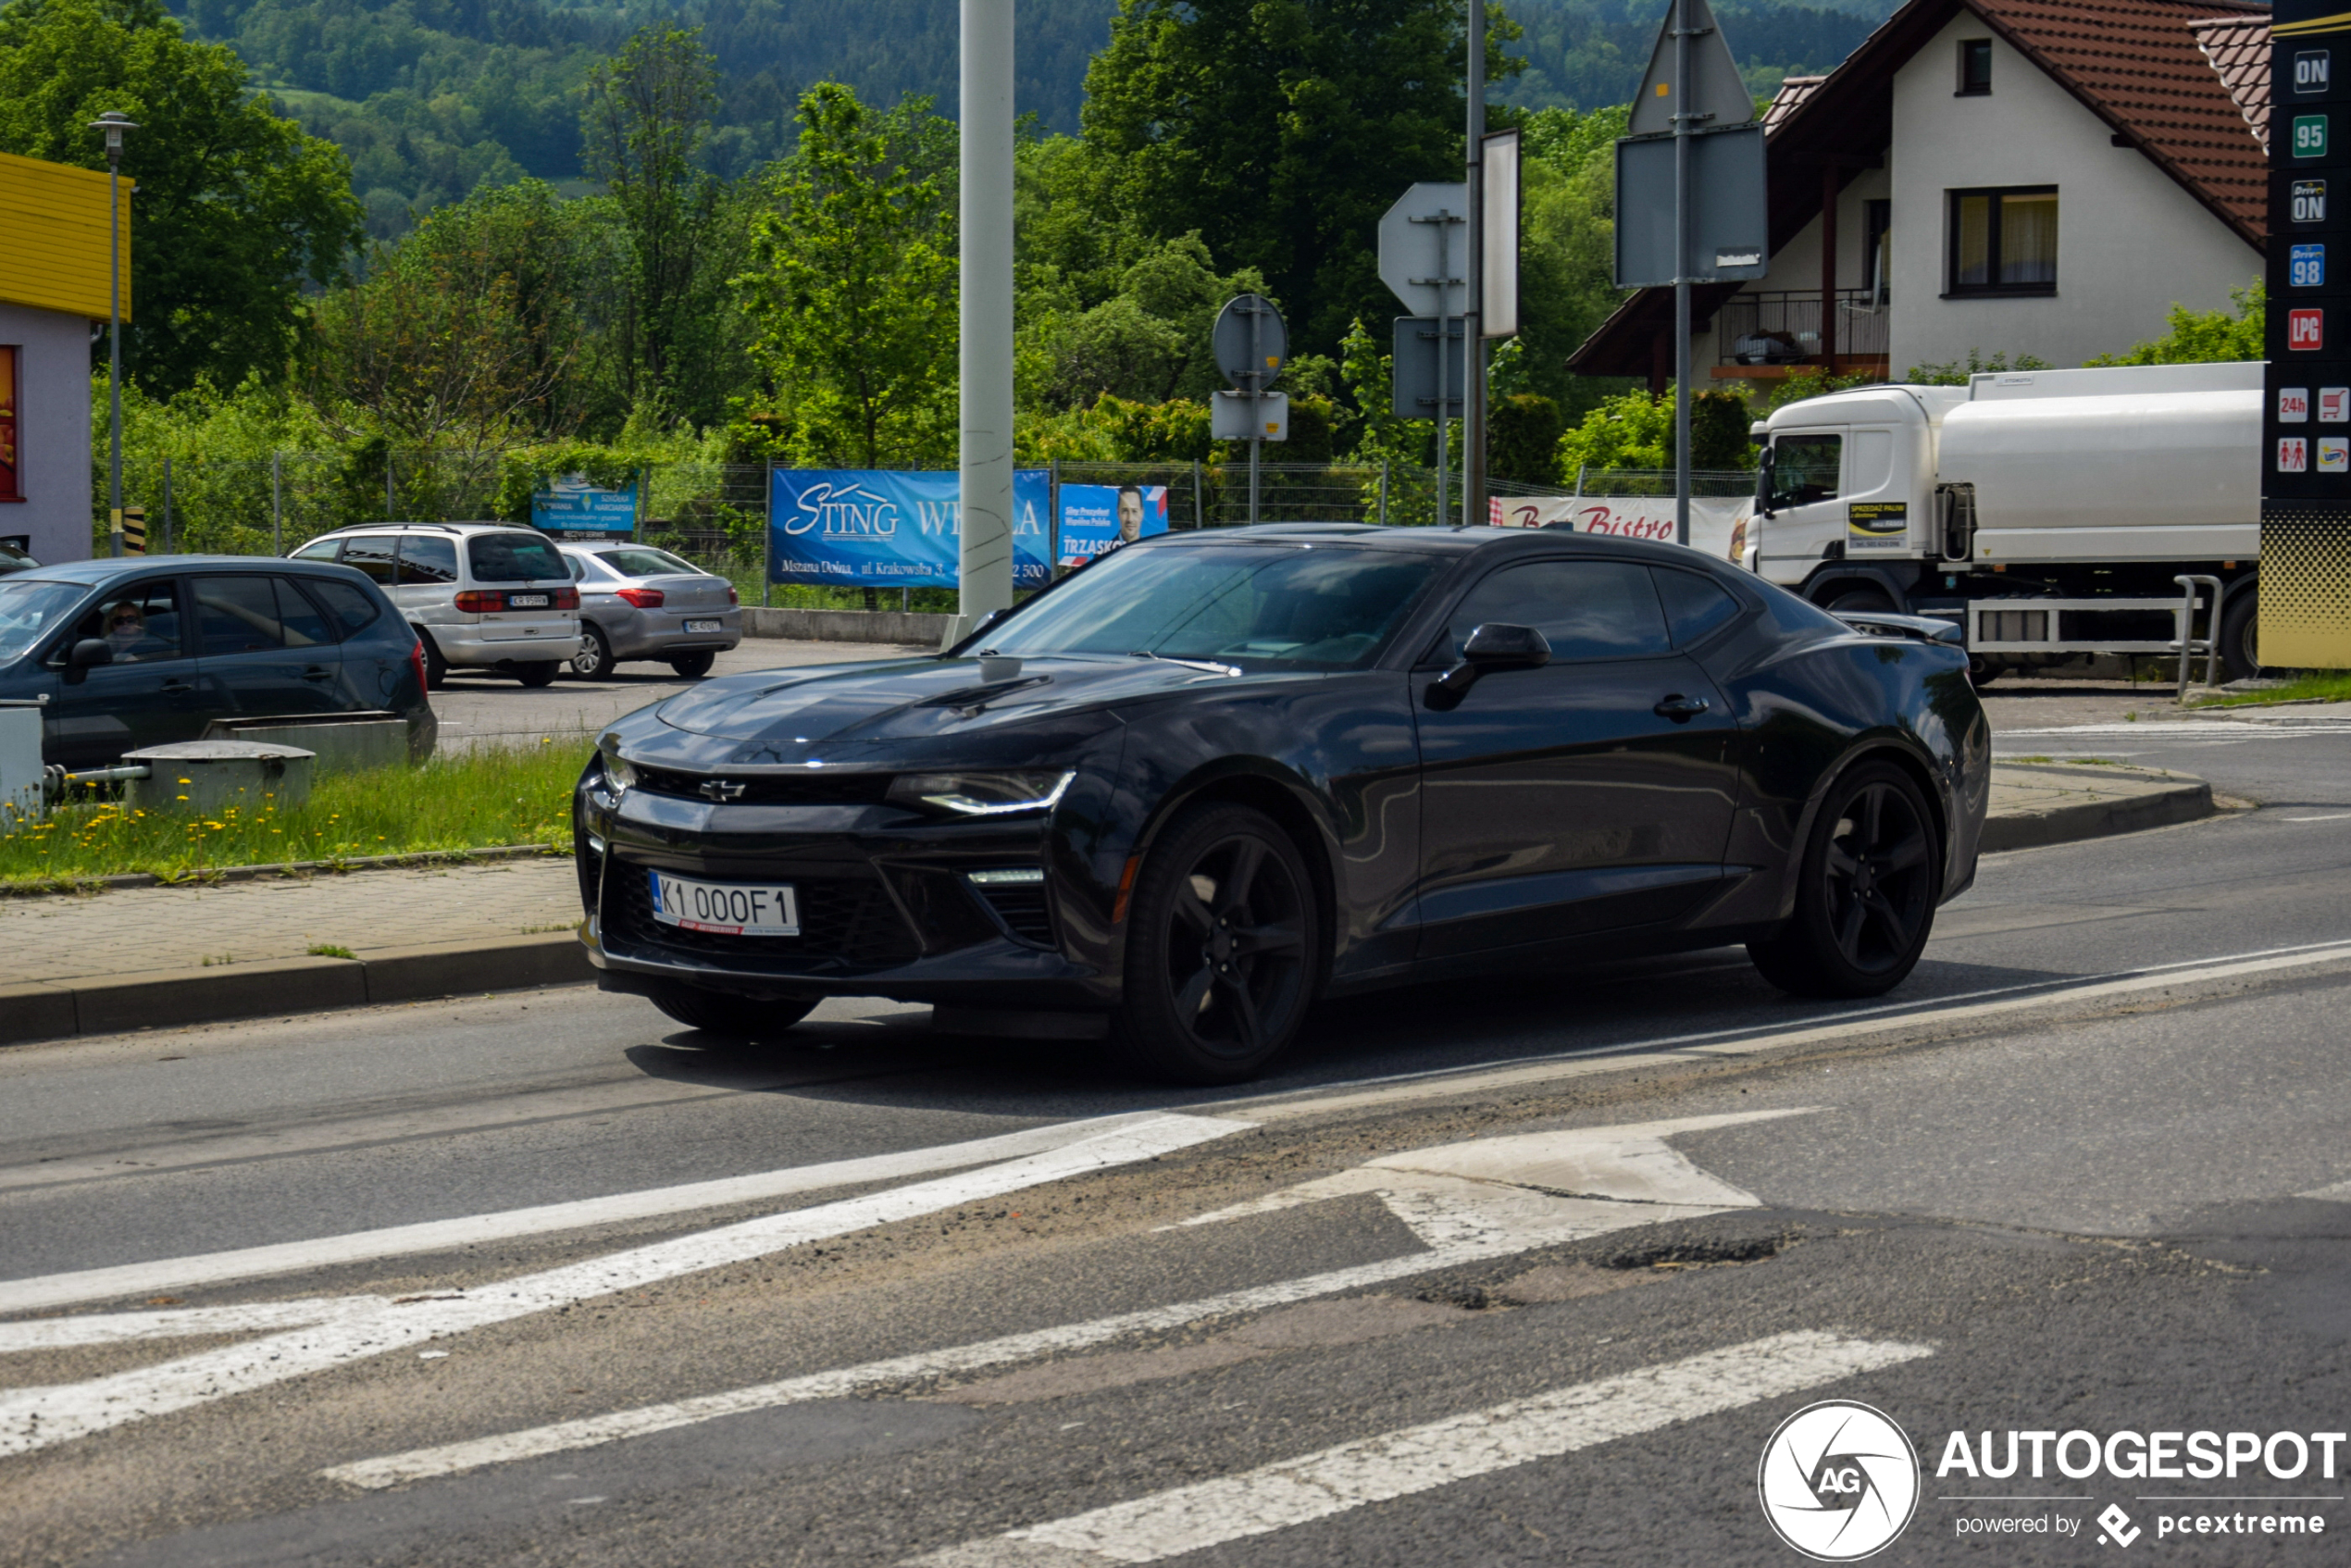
[
  {"x1": 571, "y1": 623, "x2": 614, "y2": 679},
  {"x1": 649, "y1": 983, "x2": 816, "y2": 1040},
  {"x1": 669, "y1": 651, "x2": 716, "y2": 678},
  {"x1": 1111, "y1": 804, "x2": 1319, "y2": 1084},
  {"x1": 1748, "y1": 761, "x2": 1939, "y2": 998},
  {"x1": 516, "y1": 661, "x2": 562, "y2": 688}
]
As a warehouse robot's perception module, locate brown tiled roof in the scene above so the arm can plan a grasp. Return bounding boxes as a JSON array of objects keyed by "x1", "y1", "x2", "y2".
[
  {"x1": 1763, "y1": 76, "x2": 1826, "y2": 131},
  {"x1": 1567, "y1": 0, "x2": 2271, "y2": 377},
  {"x1": 1980, "y1": 0, "x2": 2269, "y2": 247},
  {"x1": 2193, "y1": 14, "x2": 2270, "y2": 150}
]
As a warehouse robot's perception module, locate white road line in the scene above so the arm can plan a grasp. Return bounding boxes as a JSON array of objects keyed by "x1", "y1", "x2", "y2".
[
  {"x1": 0, "y1": 1113, "x2": 1243, "y2": 1459},
  {"x1": 0, "y1": 1114, "x2": 1180, "y2": 1317},
  {"x1": 1999, "y1": 722, "x2": 2351, "y2": 737},
  {"x1": 1213, "y1": 938, "x2": 2351, "y2": 1123},
  {"x1": 323, "y1": 1112, "x2": 1808, "y2": 1489},
  {"x1": 903, "y1": 1330, "x2": 1934, "y2": 1567},
  {"x1": 2284, "y1": 812, "x2": 2351, "y2": 823}
]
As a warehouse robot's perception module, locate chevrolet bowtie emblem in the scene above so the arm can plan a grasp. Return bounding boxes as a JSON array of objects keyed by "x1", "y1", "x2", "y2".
[{"x1": 698, "y1": 779, "x2": 748, "y2": 802}]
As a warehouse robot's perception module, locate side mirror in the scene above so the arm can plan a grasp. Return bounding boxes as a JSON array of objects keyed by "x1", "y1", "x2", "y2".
[
  {"x1": 1429, "y1": 622, "x2": 1550, "y2": 707},
  {"x1": 1754, "y1": 446, "x2": 1777, "y2": 518},
  {"x1": 65, "y1": 639, "x2": 113, "y2": 681}
]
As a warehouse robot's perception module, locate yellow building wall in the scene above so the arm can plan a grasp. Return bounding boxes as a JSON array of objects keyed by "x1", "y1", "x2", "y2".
[{"x1": 0, "y1": 150, "x2": 132, "y2": 321}]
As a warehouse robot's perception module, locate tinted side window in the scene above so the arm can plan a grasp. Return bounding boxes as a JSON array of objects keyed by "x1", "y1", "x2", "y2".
[
  {"x1": 1770, "y1": 434, "x2": 1841, "y2": 507},
  {"x1": 307, "y1": 579, "x2": 383, "y2": 639},
  {"x1": 1653, "y1": 568, "x2": 1744, "y2": 648},
  {"x1": 398, "y1": 534, "x2": 460, "y2": 586},
  {"x1": 72, "y1": 579, "x2": 187, "y2": 663},
  {"x1": 273, "y1": 578, "x2": 336, "y2": 647},
  {"x1": 194, "y1": 576, "x2": 289, "y2": 654},
  {"x1": 292, "y1": 539, "x2": 342, "y2": 562},
  {"x1": 1444, "y1": 560, "x2": 1673, "y2": 662},
  {"x1": 466, "y1": 532, "x2": 567, "y2": 583},
  {"x1": 341, "y1": 536, "x2": 398, "y2": 585}
]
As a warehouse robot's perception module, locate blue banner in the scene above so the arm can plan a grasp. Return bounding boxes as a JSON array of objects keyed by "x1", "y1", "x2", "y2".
[
  {"x1": 769, "y1": 469, "x2": 1052, "y2": 587},
  {"x1": 532, "y1": 476, "x2": 637, "y2": 537},
  {"x1": 1056, "y1": 483, "x2": 1170, "y2": 567}
]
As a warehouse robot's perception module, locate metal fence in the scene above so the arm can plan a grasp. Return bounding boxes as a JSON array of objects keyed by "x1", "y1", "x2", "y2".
[{"x1": 1567, "y1": 467, "x2": 1757, "y2": 499}]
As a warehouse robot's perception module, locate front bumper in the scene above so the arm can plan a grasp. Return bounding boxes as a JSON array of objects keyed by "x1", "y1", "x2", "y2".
[{"x1": 576, "y1": 782, "x2": 1116, "y2": 1008}]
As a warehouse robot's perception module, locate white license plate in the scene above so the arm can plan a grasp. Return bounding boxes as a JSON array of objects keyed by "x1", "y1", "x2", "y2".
[
  {"x1": 682, "y1": 618, "x2": 722, "y2": 633},
  {"x1": 649, "y1": 870, "x2": 800, "y2": 936},
  {"x1": 508, "y1": 593, "x2": 551, "y2": 608}
]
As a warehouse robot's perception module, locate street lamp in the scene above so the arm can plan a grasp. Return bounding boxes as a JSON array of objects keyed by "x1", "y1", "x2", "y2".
[{"x1": 89, "y1": 110, "x2": 137, "y2": 558}]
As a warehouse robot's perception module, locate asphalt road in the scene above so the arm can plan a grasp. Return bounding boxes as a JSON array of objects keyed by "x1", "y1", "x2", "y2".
[{"x1": 2, "y1": 689, "x2": 2347, "y2": 1567}]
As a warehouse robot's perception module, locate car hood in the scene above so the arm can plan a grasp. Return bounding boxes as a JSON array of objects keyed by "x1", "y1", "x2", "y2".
[{"x1": 647, "y1": 653, "x2": 1271, "y2": 760}]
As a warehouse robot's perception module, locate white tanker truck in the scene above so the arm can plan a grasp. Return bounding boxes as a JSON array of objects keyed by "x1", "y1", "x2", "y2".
[{"x1": 1745, "y1": 361, "x2": 2265, "y2": 682}]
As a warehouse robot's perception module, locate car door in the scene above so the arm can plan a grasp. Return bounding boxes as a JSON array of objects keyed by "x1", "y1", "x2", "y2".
[
  {"x1": 191, "y1": 572, "x2": 342, "y2": 719},
  {"x1": 1756, "y1": 429, "x2": 1847, "y2": 580},
  {"x1": 1412, "y1": 555, "x2": 1743, "y2": 959},
  {"x1": 43, "y1": 577, "x2": 203, "y2": 767}
]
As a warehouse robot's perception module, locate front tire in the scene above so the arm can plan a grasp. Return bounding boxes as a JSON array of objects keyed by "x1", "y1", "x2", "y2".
[
  {"x1": 1749, "y1": 761, "x2": 1940, "y2": 999},
  {"x1": 2219, "y1": 585, "x2": 2262, "y2": 684},
  {"x1": 1109, "y1": 804, "x2": 1319, "y2": 1085},
  {"x1": 649, "y1": 984, "x2": 816, "y2": 1040}
]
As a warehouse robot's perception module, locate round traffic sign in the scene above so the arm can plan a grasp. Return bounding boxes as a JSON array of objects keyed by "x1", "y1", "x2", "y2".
[{"x1": 1213, "y1": 294, "x2": 1287, "y2": 388}]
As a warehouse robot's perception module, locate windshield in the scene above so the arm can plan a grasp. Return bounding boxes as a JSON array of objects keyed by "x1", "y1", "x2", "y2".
[
  {"x1": 982, "y1": 543, "x2": 1441, "y2": 671},
  {"x1": 467, "y1": 532, "x2": 568, "y2": 584},
  {"x1": 595, "y1": 547, "x2": 698, "y2": 578},
  {"x1": 0, "y1": 579, "x2": 90, "y2": 664}
]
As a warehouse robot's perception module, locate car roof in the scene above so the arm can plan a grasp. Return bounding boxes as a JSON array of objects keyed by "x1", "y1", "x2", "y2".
[
  {"x1": 314, "y1": 522, "x2": 543, "y2": 538},
  {"x1": 5, "y1": 555, "x2": 377, "y2": 586}
]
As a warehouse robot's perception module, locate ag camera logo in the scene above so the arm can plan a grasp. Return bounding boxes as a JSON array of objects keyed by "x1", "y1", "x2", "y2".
[{"x1": 1759, "y1": 1400, "x2": 1921, "y2": 1561}]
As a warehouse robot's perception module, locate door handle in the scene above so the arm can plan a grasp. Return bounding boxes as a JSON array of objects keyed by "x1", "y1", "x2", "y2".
[
  {"x1": 159, "y1": 678, "x2": 195, "y2": 694},
  {"x1": 302, "y1": 666, "x2": 335, "y2": 681},
  {"x1": 1653, "y1": 694, "x2": 1710, "y2": 721}
]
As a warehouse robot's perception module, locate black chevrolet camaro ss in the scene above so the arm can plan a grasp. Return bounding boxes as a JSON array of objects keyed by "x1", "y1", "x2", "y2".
[{"x1": 575, "y1": 523, "x2": 1990, "y2": 1082}]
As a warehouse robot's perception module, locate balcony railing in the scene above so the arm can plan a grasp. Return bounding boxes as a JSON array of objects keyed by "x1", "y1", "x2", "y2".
[{"x1": 1717, "y1": 290, "x2": 1889, "y2": 366}]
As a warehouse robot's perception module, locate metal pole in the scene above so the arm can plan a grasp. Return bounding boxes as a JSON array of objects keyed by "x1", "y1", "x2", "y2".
[
  {"x1": 761, "y1": 466, "x2": 773, "y2": 607},
  {"x1": 386, "y1": 455, "x2": 395, "y2": 520},
  {"x1": 270, "y1": 452, "x2": 282, "y2": 554},
  {"x1": 952, "y1": 0, "x2": 1016, "y2": 646},
  {"x1": 1435, "y1": 222, "x2": 1450, "y2": 529},
  {"x1": 1379, "y1": 455, "x2": 1390, "y2": 526},
  {"x1": 161, "y1": 456, "x2": 172, "y2": 553},
  {"x1": 1192, "y1": 459, "x2": 1204, "y2": 529},
  {"x1": 1464, "y1": 0, "x2": 1484, "y2": 529},
  {"x1": 106, "y1": 155, "x2": 123, "y2": 558},
  {"x1": 1673, "y1": 0, "x2": 1693, "y2": 548},
  {"x1": 1049, "y1": 456, "x2": 1061, "y2": 574},
  {"x1": 1248, "y1": 300, "x2": 1263, "y2": 525}
]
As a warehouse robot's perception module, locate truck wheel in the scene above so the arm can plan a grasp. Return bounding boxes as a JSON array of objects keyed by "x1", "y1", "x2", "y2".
[
  {"x1": 1748, "y1": 761, "x2": 1940, "y2": 999},
  {"x1": 1967, "y1": 658, "x2": 2003, "y2": 687},
  {"x1": 2219, "y1": 588, "x2": 2262, "y2": 684},
  {"x1": 1825, "y1": 587, "x2": 1898, "y2": 615}
]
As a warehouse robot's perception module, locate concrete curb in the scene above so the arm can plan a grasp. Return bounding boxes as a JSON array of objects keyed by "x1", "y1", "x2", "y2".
[
  {"x1": 741, "y1": 606, "x2": 948, "y2": 645},
  {"x1": 1980, "y1": 765, "x2": 2216, "y2": 854},
  {"x1": 0, "y1": 930, "x2": 594, "y2": 1046},
  {"x1": 0, "y1": 843, "x2": 564, "y2": 901}
]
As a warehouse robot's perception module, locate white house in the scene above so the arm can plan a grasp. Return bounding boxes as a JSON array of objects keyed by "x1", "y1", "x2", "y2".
[{"x1": 1569, "y1": 0, "x2": 2270, "y2": 389}]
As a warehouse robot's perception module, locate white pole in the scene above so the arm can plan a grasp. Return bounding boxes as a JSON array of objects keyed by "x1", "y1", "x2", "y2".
[
  {"x1": 1464, "y1": 0, "x2": 1484, "y2": 529},
  {"x1": 1435, "y1": 218, "x2": 1449, "y2": 529},
  {"x1": 1673, "y1": 0, "x2": 1692, "y2": 548},
  {"x1": 952, "y1": 0, "x2": 1016, "y2": 648}
]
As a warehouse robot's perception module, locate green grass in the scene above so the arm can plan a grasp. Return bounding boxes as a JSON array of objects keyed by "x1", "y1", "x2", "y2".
[
  {"x1": 2188, "y1": 671, "x2": 2351, "y2": 708},
  {"x1": 0, "y1": 741, "x2": 588, "y2": 889}
]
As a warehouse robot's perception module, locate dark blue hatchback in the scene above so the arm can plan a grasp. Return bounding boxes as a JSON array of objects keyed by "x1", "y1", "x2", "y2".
[{"x1": 0, "y1": 555, "x2": 435, "y2": 768}]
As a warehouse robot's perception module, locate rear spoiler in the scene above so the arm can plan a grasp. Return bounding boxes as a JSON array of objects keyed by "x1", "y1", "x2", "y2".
[{"x1": 1834, "y1": 610, "x2": 1965, "y2": 647}]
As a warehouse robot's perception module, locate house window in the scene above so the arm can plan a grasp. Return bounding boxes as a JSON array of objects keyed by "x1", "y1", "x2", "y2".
[
  {"x1": 1864, "y1": 199, "x2": 1892, "y2": 305},
  {"x1": 1958, "y1": 39, "x2": 1993, "y2": 95},
  {"x1": 0, "y1": 347, "x2": 19, "y2": 503},
  {"x1": 1947, "y1": 186, "x2": 2057, "y2": 294}
]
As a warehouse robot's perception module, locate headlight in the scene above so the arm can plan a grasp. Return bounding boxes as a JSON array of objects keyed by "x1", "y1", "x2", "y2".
[
  {"x1": 601, "y1": 751, "x2": 638, "y2": 791},
  {"x1": 887, "y1": 768, "x2": 1075, "y2": 817}
]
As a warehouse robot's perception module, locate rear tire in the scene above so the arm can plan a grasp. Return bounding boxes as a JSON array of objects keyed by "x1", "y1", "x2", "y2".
[
  {"x1": 516, "y1": 661, "x2": 561, "y2": 688},
  {"x1": 669, "y1": 651, "x2": 716, "y2": 678},
  {"x1": 1107, "y1": 804, "x2": 1319, "y2": 1085},
  {"x1": 1748, "y1": 760, "x2": 1940, "y2": 999},
  {"x1": 649, "y1": 985, "x2": 817, "y2": 1040},
  {"x1": 2219, "y1": 585, "x2": 2262, "y2": 684},
  {"x1": 571, "y1": 624, "x2": 614, "y2": 679}
]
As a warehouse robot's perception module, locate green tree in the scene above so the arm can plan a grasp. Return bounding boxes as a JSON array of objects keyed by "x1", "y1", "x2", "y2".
[
  {"x1": 1556, "y1": 386, "x2": 1753, "y2": 477},
  {"x1": 582, "y1": 25, "x2": 740, "y2": 421},
  {"x1": 2085, "y1": 280, "x2": 2263, "y2": 367},
  {"x1": 1082, "y1": 0, "x2": 1523, "y2": 358},
  {"x1": 735, "y1": 81, "x2": 958, "y2": 468},
  {"x1": 0, "y1": 0, "x2": 363, "y2": 396}
]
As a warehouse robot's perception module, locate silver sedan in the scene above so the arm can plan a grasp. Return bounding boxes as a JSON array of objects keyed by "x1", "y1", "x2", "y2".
[{"x1": 557, "y1": 543, "x2": 743, "y2": 679}]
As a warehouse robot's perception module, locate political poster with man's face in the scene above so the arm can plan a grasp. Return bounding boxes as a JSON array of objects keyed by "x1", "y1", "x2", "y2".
[{"x1": 1058, "y1": 484, "x2": 1169, "y2": 566}]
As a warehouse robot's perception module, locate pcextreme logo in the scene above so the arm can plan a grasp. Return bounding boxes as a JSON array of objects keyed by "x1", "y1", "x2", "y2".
[{"x1": 1758, "y1": 1400, "x2": 1922, "y2": 1561}]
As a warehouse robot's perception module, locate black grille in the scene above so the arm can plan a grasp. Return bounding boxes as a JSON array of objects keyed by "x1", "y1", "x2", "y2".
[
  {"x1": 633, "y1": 766, "x2": 894, "y2": 807},
  {"x1": 604, "y1": 862, "x2": 919, "y2": 968},
  {"x1": 976, "y1": 885, "x2": 1055, "y2": 946}
]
